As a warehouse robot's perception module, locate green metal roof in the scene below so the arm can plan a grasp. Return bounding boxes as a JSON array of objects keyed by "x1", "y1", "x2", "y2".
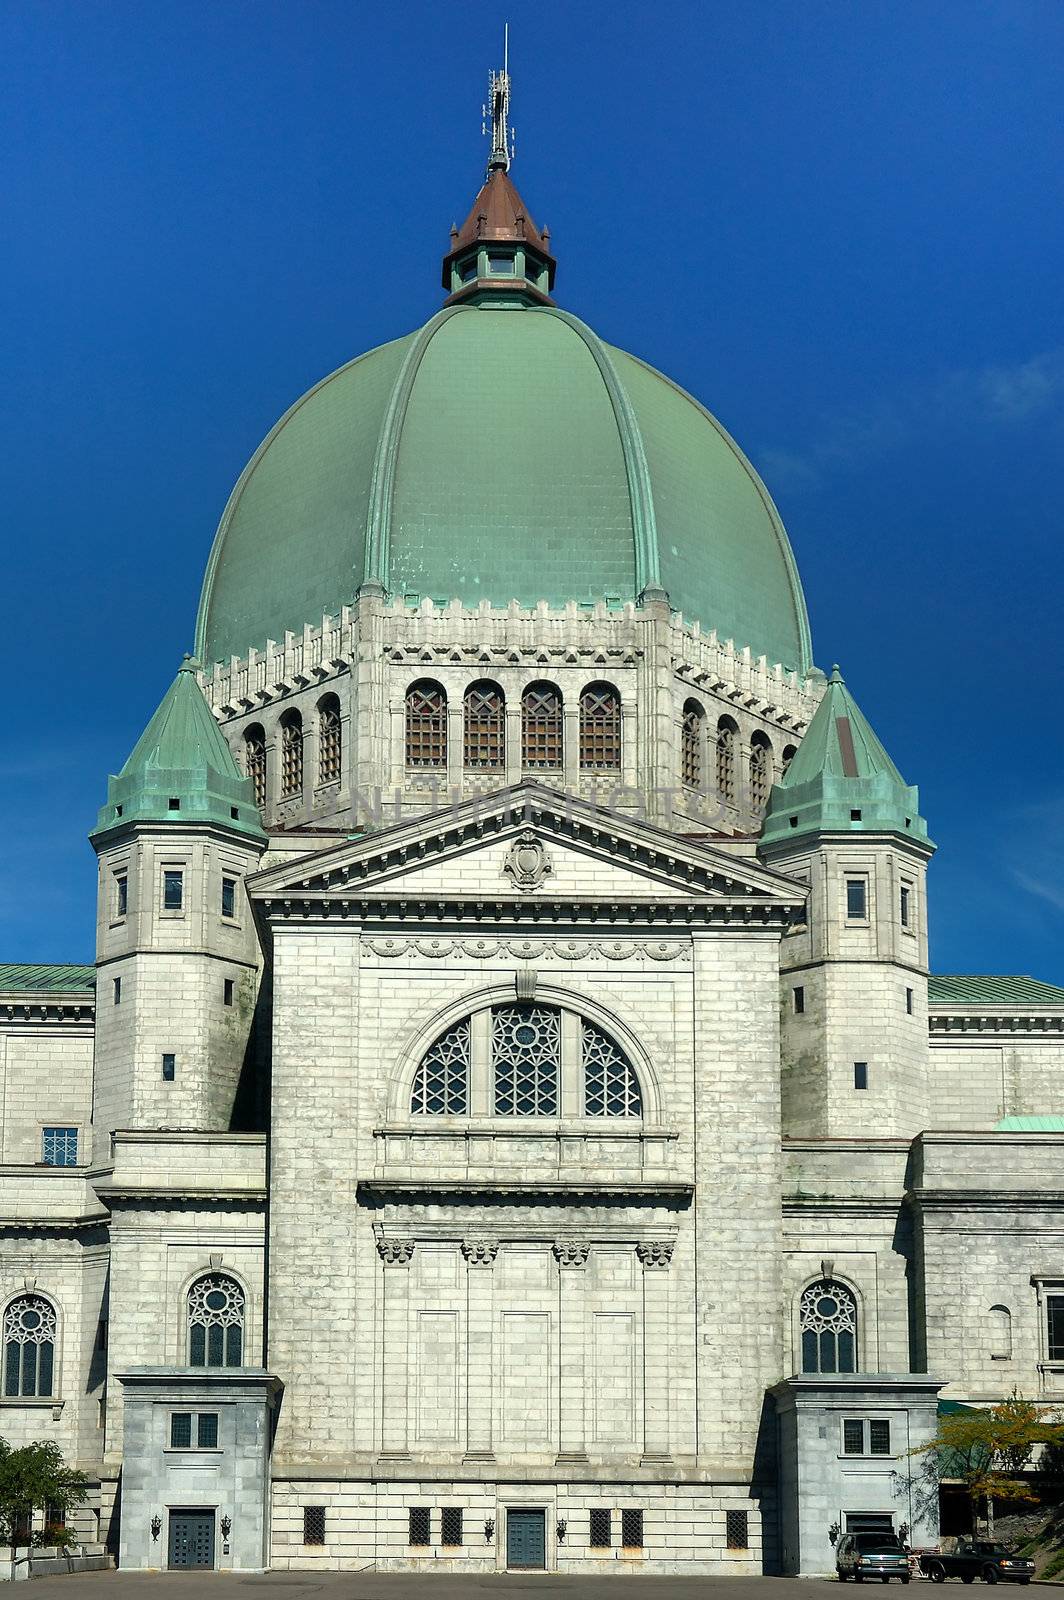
[
  {"x1": 91, "y1": 658, "x2": 266, "y2": 844},
  {"x1": 760, "y1": 664, "x2": 931, "y2": 848},
  {"x1": 0, "y1": 964, "x2": 95, "y2": 993},
  {"x1": 195, "y1": 302, "x2": 812, "y2": 675},
  {"x1": 928, "y1": 974, "x2": 1064, "y2": 1007},
  {"x1": 996, "y1": 1115, "x2": 1064, "y2": 1132}
]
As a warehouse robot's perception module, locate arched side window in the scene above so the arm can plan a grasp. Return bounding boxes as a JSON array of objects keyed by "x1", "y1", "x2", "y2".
[
  {"x1": 279, "y1": 712, "x2": 303, "y2": 799},
  {"x1": 579, "y1": 683, "x2": 621, "y2": 771},
  {"x1": 410, "y1": 1004, "x2": 644, "y2": 1119},
  {"x1": 781, "y1": 743, "x2": 797, "y2": 776},
  {"x1": 188, "y1": 1274, "x2": 245, "y2": 1368},
  {"x1": 583, "y1": 1020, "x2": 641, "y2": 1116},
  {"x1": 750, "y1": 731, "x2": 773, "y2": 813},
  {"x1": 3, "y1": 1295, "x2": 56, "y2": 1397},
  {"x1": 716, "y1": 717, "x2": 738, "y2": 805},
  {"x1": 317, "y1": 695, "x2": 342, "y2": 786},
  {"x1": 990, "y1": 1304, "x2": 1013, "y2": 1360},
  {"x1": 405, "y1": 680, "x2": 447, "y2": 768},
  {"x1": 521, "y1": 682, "x2": 563, "y2": 771},
  {"x1": 800, "y1": 1279, "x2": 858, "y2": 1373},
  {"x1": 244, "y1": 725, "x2": 266, "y2": 810},
  {"x1": 681, "y1": 699, "x2": 704, "y2": 790},
  {"x1": 410, "y1": 1018, "x2": 469, "y2": 1114},
  {"x1": 464, "y1": 681, "x2": 505, "y2": 771}
]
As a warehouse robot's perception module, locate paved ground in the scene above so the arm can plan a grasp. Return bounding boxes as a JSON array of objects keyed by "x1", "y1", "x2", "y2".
[{"x1": 7, "y1": 1573, "x2": 849, "y2": 1599}]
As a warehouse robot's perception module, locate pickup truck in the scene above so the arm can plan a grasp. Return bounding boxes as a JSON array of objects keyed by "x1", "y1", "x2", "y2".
[{"x1": 918, "y1": 1542, "x2": 1035, "y2": 1584}]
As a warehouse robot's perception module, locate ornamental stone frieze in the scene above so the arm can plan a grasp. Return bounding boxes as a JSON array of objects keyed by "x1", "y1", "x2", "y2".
[
  {"x1": 636, "y1": 1240, "x2": 674, "y2": 1269},
  {"x1": 460, "y1": 1240, "x2": 499, "y2": 1266},
  {"x1": 552, "y1": 1240, "x2": 590, "y2": 1268},
  {"x1": 376, "y1": 1238, "x2": 415, "y2": 1265},
  {"x1": 362, "y1": 936, "x2": 691, "y2": 962}
]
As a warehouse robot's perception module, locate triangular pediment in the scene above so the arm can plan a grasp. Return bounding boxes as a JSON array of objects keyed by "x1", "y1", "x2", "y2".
[{"x1": 249, "y1": 784, "x2": 803, "y2": 928}]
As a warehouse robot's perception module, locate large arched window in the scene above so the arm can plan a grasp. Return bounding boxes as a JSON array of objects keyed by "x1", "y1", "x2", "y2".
[
  {"x1": 317, "y1": 695, "x2": 342, "y2": 786},
  {"x1": 244, "y1": 725, "x2": 266, "y2": 810},
  {"x1": 464, "y1": 681, "x2": 505, "y2": 770},
  {"x1": 279, "y1": 711, "x2": 303, "y2": 798},
  {"x1": 716, "y1": 716, "x2": 738, "y2": 805},
  {"x1": 405, "y1": 680, "x2": 447, "y2": 768},
  {"x1": 750, "y1": 731, "x2": 773, "y2": 813},
  {"x1": 521, "y1": 682, "x2": 563, "y2": 771},
  {"x1": 3, "y1": 1295, "x2": 56, "y2": 1397},
  {"x1": 681, "y1": 699, "x2": 704, "y2": 790},
  {"x1": 800, "y1": 1279, "x2": 857, "y2": 1373},
  {"x1": 410, "y1": 1004, "x2": 642, "y2": 1119},
  {"x1": 188, "y1": 1274, "x2": 245, "y2": 1368},
  {"x1": 579, "y1": 683, "x2": 621, "y2": 771}
]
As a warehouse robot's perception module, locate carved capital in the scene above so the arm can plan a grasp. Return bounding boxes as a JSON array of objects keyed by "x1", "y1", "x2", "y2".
[
  {"x1": 636, "y1": 1240, "x2": 674, "y2": 1270},
  {"x1": 376, "y1": 1238, "x2": 415, "y2": 1266},
  {"x1": 552, "y1": 1240, "x2": 590, "y2": 1269},
  {"x1": 461, "y1": 1239, "x2": 499, "y2": 1267}
]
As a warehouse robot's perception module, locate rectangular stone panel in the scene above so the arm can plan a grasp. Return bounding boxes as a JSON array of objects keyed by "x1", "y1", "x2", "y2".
[
  {"x1": 592, "y1": 1311, "x2": 635, "y2": 1443},
  {"x1": 500, "y1": 1311, "x2": 551, "y2": 1446},
  {"x1": 416, "y1": 1311, "x2": 459, "y2": 1443}
]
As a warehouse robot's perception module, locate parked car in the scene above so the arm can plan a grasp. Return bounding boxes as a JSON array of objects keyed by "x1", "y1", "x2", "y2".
[
  {"x1": 918, "y1": 1542, "x2": 1035, "y2": 1585},
  {"x1": 837, "y1": 1532, "x2": 911, "y2": 1582}
]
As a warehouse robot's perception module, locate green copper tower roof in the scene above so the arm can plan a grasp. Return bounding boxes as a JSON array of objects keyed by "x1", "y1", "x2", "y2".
[
  {"x1": 761, "y1": 665, "x2": 931, "y2": 848},
  {"x1": 91, "y1": 658, "x2": 265, "y2": 843}
]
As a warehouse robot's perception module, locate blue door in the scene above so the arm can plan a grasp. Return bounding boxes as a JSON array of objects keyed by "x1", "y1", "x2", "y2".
[{"x1": 507, "y1": 1508, "x2": 546, "y2": 1569}]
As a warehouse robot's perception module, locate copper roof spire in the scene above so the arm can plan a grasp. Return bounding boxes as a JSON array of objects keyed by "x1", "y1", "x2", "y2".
[{"x1": 441, "y1": 31, "x2": 556, "y2": 305}]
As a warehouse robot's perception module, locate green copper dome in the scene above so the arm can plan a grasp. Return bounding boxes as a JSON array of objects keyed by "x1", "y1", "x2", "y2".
[{"x1": 195, "y1": 301, "x2": 812, "y2": 673}]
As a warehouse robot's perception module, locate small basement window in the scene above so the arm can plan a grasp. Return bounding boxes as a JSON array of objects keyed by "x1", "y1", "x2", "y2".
[
  {"x1": 726, "y1": 1510, "x2": 749, "y2": 1549},
  {"x1": 589, "y1": 1508, "x2": 611, "y2": 1547},
  {"x1": 303, "y1": 1506, "x2": 326, "y2": 1546},
  {"x1": 408, "y1": 1506, "x2": 431, "y2": 1546},
  {"x1": 621, "y1": 1509, "x2": 644, "y2": 1549},
  {"x1": 440, "y1": 1507, "x2": 463, "y2": 1547}
]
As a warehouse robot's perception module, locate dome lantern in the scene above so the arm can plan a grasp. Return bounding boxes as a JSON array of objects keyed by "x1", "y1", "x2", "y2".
[{"x1": 441, "y1": 36, "x2": 556, "y2": 307}]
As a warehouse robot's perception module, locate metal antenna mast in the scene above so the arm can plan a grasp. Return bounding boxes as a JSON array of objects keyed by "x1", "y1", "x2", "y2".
[{"x1": 483, "y1": 23, "x2": 513, "y2": 175}]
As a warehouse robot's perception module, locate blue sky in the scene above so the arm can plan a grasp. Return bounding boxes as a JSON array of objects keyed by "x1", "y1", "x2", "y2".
[{"x1": 2, "y1": 0, "x2": 1061, "y2": 976}]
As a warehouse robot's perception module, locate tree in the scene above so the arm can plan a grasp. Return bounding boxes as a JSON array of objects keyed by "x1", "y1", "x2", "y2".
[
  {"x1": 910, "y1": 1393, "x2": 1064, "y2": 1536},
  {"x1": 0, "y1": 1438, "x2": 88, "y2": 1548}
]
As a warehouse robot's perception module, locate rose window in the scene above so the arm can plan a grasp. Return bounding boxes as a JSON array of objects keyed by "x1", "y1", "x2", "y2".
[
  {"x1": 188, "y1": 1274, "x2": 245, "y2": 1368},
  {"x1": 800, "y1": 1279, "x2": 857, "y2": 1373}
]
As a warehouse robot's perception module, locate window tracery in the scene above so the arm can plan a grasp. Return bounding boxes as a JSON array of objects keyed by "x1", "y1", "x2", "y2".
[
  {"x1": 579, "y1": 683, "x2": 621, "y2": 770},
  {"x1": 800, "y1": 1279, "x2": 857, "y2": 1373},
  {"x1": 681, "y1": 699, "x2": 704, "y2": 789},
  {"x1": 750, "y1": 732, "x2": 772, "y2": 812},
  {"x1": 583, "y1": 1020, "x2": 642, "y2": 1116},
  {"x1": 3, "y1": 1295, "x2": 56, "y2": 1397},
  {"x1": 464, "y1": 682, "x2": 505, "y2": 770},
  {"x1": 188, "y1": 1274, "x2": 244, "y2": 1368},
  {"x1": 244, "y1": 726, "x2": 266, "y2": 809},
  {"x1": 493, "y1": 1003, "x2": 560, "y2": 1115},
  {"x1": 280, "y1": 712, "x2": 303, "y2": 798},
  {"x1": 716, "y1": 717, "x2": 738, "y2": 805},
  {"x1": 405, "y1": 680, "x2": 447, "y2": 768},
  {"x1": 521, "y1": 683, "x2": 563, "y2": 770},
  {"x1": 317, "y1": 695, "x2": 341, "y2": 786},
  {"x1": 410, "y1": 1018, "x2": 469, "y2": 1114}
]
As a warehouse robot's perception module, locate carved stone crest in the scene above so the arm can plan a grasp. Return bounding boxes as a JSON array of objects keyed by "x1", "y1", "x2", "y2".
[
  {"x1": 461, "y1": 1240, "x2": 499, "y2": 1267},
  {"x1": 636, "y1": 1240, "x2": 674, "y2": 1270},
  {"x1": 502, "y1": 830, "x2": 553, "y2": 892}
]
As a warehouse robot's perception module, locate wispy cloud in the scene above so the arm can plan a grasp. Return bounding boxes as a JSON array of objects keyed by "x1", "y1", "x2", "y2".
[
  {"x1": 757, "y1": 347, "x2": 1064, "y2": 489},
  {"x1": 1006, "y1": 794, "x2": 1064, "y2": 918}
]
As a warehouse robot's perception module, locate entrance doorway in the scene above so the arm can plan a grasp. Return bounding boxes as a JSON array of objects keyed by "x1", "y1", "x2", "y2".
[
  {"x1": 507, "y1": 1508, "x2": 546, "y2": 1569},
  {"x1": 168, "y1": 1510, "x2": 215, "y2": 1569}
]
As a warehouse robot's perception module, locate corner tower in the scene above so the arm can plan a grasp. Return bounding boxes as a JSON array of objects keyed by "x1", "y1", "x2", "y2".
[
  {"x1": 90, "y1": 658, "x2": 267, "y2": 1158},
  {"x1": 759, "y1": 667, "x2": 934, "y2": 1138}
]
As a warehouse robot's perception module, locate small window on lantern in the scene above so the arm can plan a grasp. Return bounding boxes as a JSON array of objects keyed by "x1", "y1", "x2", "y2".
[
  {"x1": 458, "y1": 256, "x2": 478, "y2": 283},
  {"x1": 487, "y1": 253, "x2": 515, "y2": 275}
]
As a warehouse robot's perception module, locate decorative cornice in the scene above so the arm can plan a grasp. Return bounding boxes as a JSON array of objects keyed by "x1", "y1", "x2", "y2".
[
  {"x1": 929, "y1": 1012, "x2": 1064, "y2": 1035},
  {"x1": 358, "y1": 1178, "x2": 692, "y2": 1208},
  {"x1": 363, "y1": 936, "x2": 691, "y2": 962},
  {"x1": 0, "y1": 999, "x2": 94, "y2": 1025}
]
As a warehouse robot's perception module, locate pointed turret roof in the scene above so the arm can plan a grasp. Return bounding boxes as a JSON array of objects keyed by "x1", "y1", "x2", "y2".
[
  {"x1": 760, "y1": 666, "x2": 932, "y2": 849},
  {"x1": 91, "y1": 657, "x2": 265, "y2": 843},
  {"x1": 449, "y1": 165, "x2": 553, "y2": 259}
]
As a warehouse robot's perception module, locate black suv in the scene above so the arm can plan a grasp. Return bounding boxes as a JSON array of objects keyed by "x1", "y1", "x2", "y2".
[{"x1": 837, "y1": 1532, "x2": 911, "y2": 1582}]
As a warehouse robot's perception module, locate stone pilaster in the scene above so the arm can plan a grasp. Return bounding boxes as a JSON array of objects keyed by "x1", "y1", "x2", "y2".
[
  {"x1": 637, "y1": 1238, "x2": 674, "y2": 1462},
  {"x1": 377, "y1": 1238, "x2": 414, "y2": 1458},
  {"x1": 461, "y1": 1239, "x2": 498, "y2": 1461},
  {"x1": 553, "y1": 1239, "x2": 589, "y2": 1463}
]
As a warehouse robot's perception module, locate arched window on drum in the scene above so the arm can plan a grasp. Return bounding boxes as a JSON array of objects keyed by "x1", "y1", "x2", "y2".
[
  {"x1": 800, "y1": 1279, "x2": 858, "y2": 1373},
  {"x1": 3, "y1": 1295, "x2": 56, "y2": 1397},
  {"x1": 188, "y1": 1274, "x2": 245, "y2": 1368}
]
